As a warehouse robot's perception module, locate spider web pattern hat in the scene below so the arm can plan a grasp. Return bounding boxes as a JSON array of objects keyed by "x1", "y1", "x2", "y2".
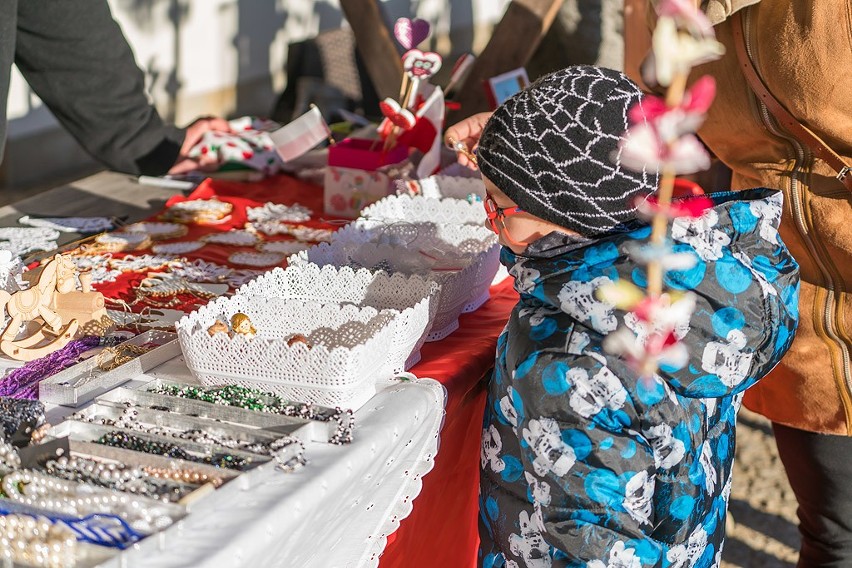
[{"x1": 477, "y1": 65, "x2": 659, "y2": 237}]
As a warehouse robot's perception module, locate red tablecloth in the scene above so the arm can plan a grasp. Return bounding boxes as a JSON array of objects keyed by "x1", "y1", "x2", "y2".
[
  {"x1": 92, "y1": 174, "x2": 517, "y2": 567},
  {"x1": 380, "y1": 278, "x2": 516, "y2": 568}
]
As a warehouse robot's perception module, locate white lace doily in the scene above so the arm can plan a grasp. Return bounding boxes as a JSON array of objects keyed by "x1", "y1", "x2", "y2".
[
  {"x1": 203, "y1": 230, "x2": 260, "y2": 247},
  {"x1": 256, "y1": 241, "x2": 310, "y2": 255},
  {"x1": 228, "y1": 251, "x2": 285, "y2": 267},
  {"x1": 177, "y1": 296, "x2": 396, "y2": 408},
  {"x1": 246, "y1": 202, "x2": 313, "y2": 223},
  {"x1": 109, "y1": 254, "x2": 179, "y2": 273},
  {"x1": 0, "y1": 250, "x2": 24, "y2": 293},
  {"x1": 0, "y1": 227, "x2": 61, "y2": 256},
  {"x1": 66, "y1": 253, "x2": 123, "y2": 285},
  {"x1": 93, "y1": 231, "x2": 151, "y2": 252},
  {"x1": 169, "y1": 259, "x2": 232, "y2": 282},
  {"x1": 18, "y1": 215, "x2": 115, "y2": 234},
  {"x1": 250, "y1": 222, "x2": 334, "y2": 242},
  {"x1": 123, "y1": 222, "x2": 189, "y2": 240},
  {"x1": 151, "y1": 241, "x2": 206, "y2": 255}
]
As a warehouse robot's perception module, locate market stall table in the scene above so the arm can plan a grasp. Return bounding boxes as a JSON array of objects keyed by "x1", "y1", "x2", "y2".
[{"x1": 4, "y1": 171, "x2": 516, "y2": 567}]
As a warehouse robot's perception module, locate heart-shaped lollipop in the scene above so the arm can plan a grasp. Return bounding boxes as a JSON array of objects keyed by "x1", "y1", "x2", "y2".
[
  {"x1": 394, "y1": 18, "x2": 431, "y2": 50},
  {"x1": 379, "y1": 98, "x2": 417, "y2": 130},
  {"x1": 403, "y1": 49, "x2": 442, "y2": 80}
]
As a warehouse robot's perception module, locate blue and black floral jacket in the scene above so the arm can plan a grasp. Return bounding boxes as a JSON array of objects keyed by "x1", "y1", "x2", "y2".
[{"x1": 480, "y1": 188, "x2": 799, "y2": 568}]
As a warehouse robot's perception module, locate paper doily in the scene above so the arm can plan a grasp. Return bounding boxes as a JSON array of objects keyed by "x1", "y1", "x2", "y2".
[
  {"x1": 67, "y1": 253, "x2": 123, "y2": 285},
  {"x1": 246, "y1": 202, "x2": 313, "y2": 223},
  {"x1": 0, "y1": 227, "x2": 60, "y2": 257},
  {"x1": 123, "y1": 222, "x2": 189, "y2": 241},
  {"x1": 161, "y1": 199, "x2": 233, "y2": 224},
  {"x1": 110, "y1": 254, "x2": 179, "y2": 273},
  {"x1": 250, "y1": 223, "x2": 334, "y2": 242},
  {"x1": 93, "y1": 232, "x2": 151, "y2": 252},
  {"x1": 169, "y1": 259, "x2": 233, "y2": 283},
  {"x1": 257, "y1": 241, "x2": 310, "y2": 255},
  {"x1": 151, "y1": 241, "x2": 206, "y2": 255},
  {"x1": 18, "y1": 215, "x2": 115, "y2": 234},
  {"x1": 228, "y1": 251, "x2": 286, "y2": 267},
  {"x1": 203, "y1": 230, "x2": 260, "y2": 247}
]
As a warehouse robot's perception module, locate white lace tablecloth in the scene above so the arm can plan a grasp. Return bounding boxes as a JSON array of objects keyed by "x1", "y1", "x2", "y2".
[{"x1": 86, "y1": 358, "x2": 446, "y2": 568}]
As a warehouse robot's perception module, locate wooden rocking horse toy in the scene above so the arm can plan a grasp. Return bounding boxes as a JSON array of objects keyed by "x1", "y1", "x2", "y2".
[{"x1": 0, "y1": 255, "x2": 106, "y2": 361}]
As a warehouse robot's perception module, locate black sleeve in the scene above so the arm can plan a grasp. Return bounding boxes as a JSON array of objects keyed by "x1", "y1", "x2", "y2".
[{"x1": 14, "y1": 0, "x2": 185, "y2": 175}]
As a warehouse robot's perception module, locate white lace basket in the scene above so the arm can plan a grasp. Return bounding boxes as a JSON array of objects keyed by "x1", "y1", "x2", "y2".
[
  {"x1": 331, "y1": 219, "x2": 501, "y2": 314},
  {"x1": 395, "y1": 174, "x2": 486, "y2": 200},
  {"x1": 360, "y1": 194, "x2": 486, "y2": 226},
  {"x1": 176, "y1": 296, "x2": 395, "y2": 409},
  {"x1": 237, "y1": 264, "x2": 440, "y2": 371},
  {"x1": 290, "y1": 240, "x2": 480, "y2": 341}
]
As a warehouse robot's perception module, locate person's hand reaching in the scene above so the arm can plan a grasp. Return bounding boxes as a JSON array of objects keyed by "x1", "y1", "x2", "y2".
[
  {"x1": 168, "y1": 116, "x2": 233, "y2": 175},
  {"x1": 443, "y1": 112, "x2": 493, "y2": 169}
]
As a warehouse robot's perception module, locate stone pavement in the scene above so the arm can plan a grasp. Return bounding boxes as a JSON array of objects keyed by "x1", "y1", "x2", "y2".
[{"x1": 721, "y1": 409, "x2": 800, "y2": 567}]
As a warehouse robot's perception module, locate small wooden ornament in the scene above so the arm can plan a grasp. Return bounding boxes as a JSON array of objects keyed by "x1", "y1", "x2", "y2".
[{"x1": 0, "y1": 255, "x2": 107, "y2": 361}]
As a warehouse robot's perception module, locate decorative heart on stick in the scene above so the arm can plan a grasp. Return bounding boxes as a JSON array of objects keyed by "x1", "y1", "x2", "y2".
[
  {"x1": 379, "y1": 98, "x2": 417, "y2": 130},
  {"x1": 394, "y1": 18, "x2": 431, "y2": 50},
  {"x1": 403, "y1": 49, "x2": 442, "y2": 80}
]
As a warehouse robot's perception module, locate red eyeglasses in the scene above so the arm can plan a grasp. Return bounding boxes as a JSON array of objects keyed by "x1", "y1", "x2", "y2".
[{"x1": 484, "y1": 195, "x2": 524, "y2": 234}]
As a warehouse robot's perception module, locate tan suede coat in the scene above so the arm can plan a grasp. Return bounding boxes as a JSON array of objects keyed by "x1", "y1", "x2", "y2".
[{"x1": 694, "y1": 1, "x2": 852, "y2": 435}]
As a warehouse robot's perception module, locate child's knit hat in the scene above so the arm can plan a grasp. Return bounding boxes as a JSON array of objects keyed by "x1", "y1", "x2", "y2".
[{"x1": 477, "y1": 65, "x2": 659, "y2": 237}]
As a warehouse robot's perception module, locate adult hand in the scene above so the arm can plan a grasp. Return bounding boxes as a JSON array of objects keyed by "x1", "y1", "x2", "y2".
[
  {"x1": 167, "y1": 116, "x2": 233, "y2": 175},
  {"x1": 443, "y1": 111, "x2": 493, "y2": 168}
]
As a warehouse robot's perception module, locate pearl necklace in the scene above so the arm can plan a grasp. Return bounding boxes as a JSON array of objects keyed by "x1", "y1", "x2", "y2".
[
  {"x1": 0, "y1": 514, "x2": 77, "y2": 568},
  {"x1": 43, "y1": 455, "x2": 187, "y2": 502},
  {"x1": 0, "y1": 438, "x2": 21, "y2": 472},
  {"x1": 2, "y1": 470, "x2": 176, "y2": 534}
]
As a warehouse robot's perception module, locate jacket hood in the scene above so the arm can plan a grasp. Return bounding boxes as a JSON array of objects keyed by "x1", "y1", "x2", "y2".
[{"x1": 503, "y1": 187, "x2": 800, "y2": 399}]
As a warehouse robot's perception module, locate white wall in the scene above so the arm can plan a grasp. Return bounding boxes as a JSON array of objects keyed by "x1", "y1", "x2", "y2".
[{"x1": 6, "y1": 0, "x2": 510, "y2": 138}]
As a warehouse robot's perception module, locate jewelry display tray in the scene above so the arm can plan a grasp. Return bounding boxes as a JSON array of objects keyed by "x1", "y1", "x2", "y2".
[
  {"x1": 106, "y1": 379, "x2": 342, "y2": 443},
  {"x1": 39, "y1": 330, "x2": 181, "y2": 407},
  {"x1": 47, "y1": 421, "x2": 271, "y2": 473}
]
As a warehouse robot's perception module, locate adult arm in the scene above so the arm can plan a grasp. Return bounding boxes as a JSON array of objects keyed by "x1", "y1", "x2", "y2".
[{"x1": 14, "y1": 0, "x2": 183, "y2": 175}]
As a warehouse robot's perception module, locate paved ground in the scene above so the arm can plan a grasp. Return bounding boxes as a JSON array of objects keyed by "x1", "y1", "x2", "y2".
[{"x1": 722, "y1": 409, "x2": 801, "y2": 567}]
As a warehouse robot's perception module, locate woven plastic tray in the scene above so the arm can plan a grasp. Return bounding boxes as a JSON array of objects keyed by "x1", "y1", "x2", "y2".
[
  {"x1": 395, "y1": 173, "x2": 486, "y2": 200},
  {"x1": 331, "y1": 219, "x2": 501, "y2": 314},
  {"x1": 290, "y1": 240, "x2": 480, "y2": 341},
  {"x1": 360, "y1": 194, "x2": 486, "y2": 226},
  {"x1": 237, "y1": 264, "x2": 440, "y2": 371},
  {"x1": 176, "y1": 297, "x2": 395, "y2": 409}
]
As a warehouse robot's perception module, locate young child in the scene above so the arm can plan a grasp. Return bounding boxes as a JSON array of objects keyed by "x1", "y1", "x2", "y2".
[{"x1": 466, "y1": 66, "x2": 799, "y2": 566}]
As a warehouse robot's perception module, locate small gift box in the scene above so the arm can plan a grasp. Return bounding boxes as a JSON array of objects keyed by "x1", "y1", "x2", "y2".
[{"x1": 324, "y1": 138, "x2": 408, "y2": 219}]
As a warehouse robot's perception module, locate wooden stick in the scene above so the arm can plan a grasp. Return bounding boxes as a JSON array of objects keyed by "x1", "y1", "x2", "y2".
[{"x1": 646, "y1": 72, "x2": 688, "y2": 297}]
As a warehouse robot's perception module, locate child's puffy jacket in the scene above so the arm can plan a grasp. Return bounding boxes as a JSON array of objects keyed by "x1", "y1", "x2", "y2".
[{"x1": 480, "y1": 188, "x2": 799, "y2": 568}]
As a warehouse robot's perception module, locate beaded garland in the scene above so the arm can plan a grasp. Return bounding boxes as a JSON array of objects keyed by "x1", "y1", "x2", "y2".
[
  {"x1": 75, "y1": 406, "x2": 300, "y2": 460},
  {"x1": 148, "y1": 384, "x2": 354, "y2": 444},
  {"x1": 41, "y1": 455, "x2": 189, "y2": 502},
  {"x1": 95, "y1": 431, "x2": 252, "y2": 471},
  {"x1": 0, "y1": 337, "x2": 101, "y2": 400},
  {"x1": 0, "y1": 397, "x2": 45, "y2": 441},
  {"x1": 0, "y1": 513, "x2": 77, "y2": 568},
  {"x1": 1, "y1": 470, "x2": 176, "y2": 534}
]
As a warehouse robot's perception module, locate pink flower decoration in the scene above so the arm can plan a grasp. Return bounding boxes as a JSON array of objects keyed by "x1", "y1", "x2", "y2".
[
  {"x1": 618, "y1": 123, "x2": 711, "y2": 174},
  {"x1": 635, "y1": 193, "x2": 714, "y2": 219},
  {"x1": 655, "y1": 0, "x2": 714, "y2": 37}
]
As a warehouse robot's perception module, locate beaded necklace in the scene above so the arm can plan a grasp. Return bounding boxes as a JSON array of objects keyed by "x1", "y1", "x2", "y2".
[{"x1": 147, "y1": 383, "x2": 354, "y2": 444}]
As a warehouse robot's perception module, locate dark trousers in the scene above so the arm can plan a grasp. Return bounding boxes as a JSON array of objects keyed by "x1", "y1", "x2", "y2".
[{"x1": 773, "y1": 422, "x2": 852, "y2": 567}]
